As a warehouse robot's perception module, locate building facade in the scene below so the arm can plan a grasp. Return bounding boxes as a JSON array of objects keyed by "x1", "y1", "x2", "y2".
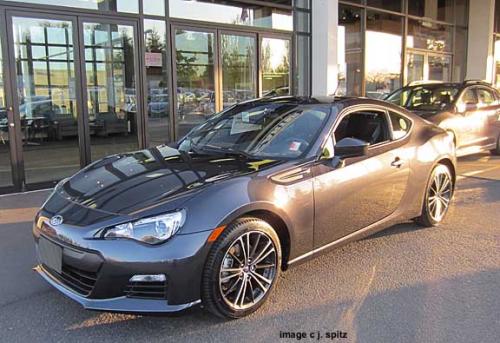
[{"x1": 0, "y1": 0, "x2": 497, "y2": 194}]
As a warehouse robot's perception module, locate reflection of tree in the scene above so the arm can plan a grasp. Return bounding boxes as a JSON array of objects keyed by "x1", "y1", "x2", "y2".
[
  {"x1": 221, "y1": 34, "x2": 254, "y2": 94},
  {"x1": 145, "y1": 28, "x2": 164, "y2": 52},
  {"x1": 176, "y1": 50, "x2": 197, "y2": 86},
  {"x1": 261, "y1": 40, "x2": 290, "y2": 92}
]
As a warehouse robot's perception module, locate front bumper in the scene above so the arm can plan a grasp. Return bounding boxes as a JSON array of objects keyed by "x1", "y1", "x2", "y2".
[
  {"x1": 33, "y1": 214, "x2": 213, "y2": 313},
  {"x1": 34, "y1": 265, "x2": 201, "y2": 313}
]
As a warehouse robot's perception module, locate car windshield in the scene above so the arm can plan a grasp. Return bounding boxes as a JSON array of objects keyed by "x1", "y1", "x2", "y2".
[
  {"x1": 386, "y1": 85, "x2": 459, "y2": 111},
  {"x1": 178, "y1": 102, "x2": 330, "y2": 159}
]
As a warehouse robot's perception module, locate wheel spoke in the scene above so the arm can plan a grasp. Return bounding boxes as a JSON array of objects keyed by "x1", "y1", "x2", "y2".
[
  {"x1": 221, "y1": 270, "x2": 242, "y2": 283},
  {"x1": 251, "y1": 271, "x2": 272, "y2": 285},
  {"x1": 247, "y1": 278, "x2": 255, "y2": 302},
  {"x1": 252, "y1": 240, "x2": 273, "y2": 265},
  {"x1": 239, "y1": 276, "x2": 248, "y2": 307},
  {"x1": 253, "y1": 246, "x2": 275, "y2": 265},
  {"x1": 249, "y1": 233, "x2": 261, "y2": 260},
  {"x1": 250, "y1": 272, "x2": 268, "y2": 292},
  {"x1": 223, "y1": 277, "x2": 241, "y2": 296},
  {"x1": 238, "y1": 237, "x2": 248, "y2": 265},
  {"x1": 435, "y1": 198, "x2": 443, "y2": 218},
  {"x1": 440, "y1": 177, "x2": 450, "y2": 193},
  {"x1": 440, "y1": 196, "x2": 450, "y2": 206},
  {"x1": 433, "y1": 175, "x2": 441, "y2": 193},
  {"x1": 228, "y1": 250, "x2": 243, "y2": 265},
  {"x1": 233, "y1": 275, "x2": 247, "y2": 307},
  {"x1": 245, "y1": 233, "x2": 251, "y2": 264}
]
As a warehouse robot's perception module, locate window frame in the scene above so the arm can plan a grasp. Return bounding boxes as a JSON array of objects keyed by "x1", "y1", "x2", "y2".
[{"x1": 317, "y1": 104, "x2": 414, "y2": 161}]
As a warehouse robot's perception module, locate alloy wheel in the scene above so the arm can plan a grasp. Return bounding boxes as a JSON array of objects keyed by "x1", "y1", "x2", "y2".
[
  {"x1": 427, "y1": 167, "x2": 453, "y2": 222},
  {"x1": 219, "y1": 231, "x2": 277, "y2": 311}
]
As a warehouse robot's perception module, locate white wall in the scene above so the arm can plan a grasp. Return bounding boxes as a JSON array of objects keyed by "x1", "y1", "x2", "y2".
[
  {"x1": 311, "y1": 0, "x2": 339, "y2": 96},
  {"x1": 466, "y1": 0, "x2": 495, "y2": 81}
]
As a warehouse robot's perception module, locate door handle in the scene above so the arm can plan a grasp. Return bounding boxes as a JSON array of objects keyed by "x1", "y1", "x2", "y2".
[{"x1": 391, "y1": 157, "x2": 403, "y2": 168}]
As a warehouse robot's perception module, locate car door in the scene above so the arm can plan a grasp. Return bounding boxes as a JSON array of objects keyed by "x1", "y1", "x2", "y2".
[
  {"x1": 445, "y1": 87, "x2": 478, "y2": 149},
  {"x1": 312, "y1": 107, "x2": 411, "y2": 248},
  {"x1": 475, "y1": 87, "x2": 500, "y2": 147}
]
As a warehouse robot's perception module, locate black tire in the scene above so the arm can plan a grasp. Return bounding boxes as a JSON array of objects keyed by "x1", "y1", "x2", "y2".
[
  {"x1": 201, "y1": 217, "x2": 281, "y2": 319},
  {"x1": 415, "y1": 164, "x2": 454, "y2": 227},
  {"x1": 490, "y1": 134, "x2": 500, "y2": 155}
]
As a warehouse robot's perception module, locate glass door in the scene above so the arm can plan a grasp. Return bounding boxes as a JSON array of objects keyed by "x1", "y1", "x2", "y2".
[
  {"x1": 80, "y1": 19, "x2": 140, "y2": 162},
  {"x1": 0, "y1": 17, "x2": 15, "y2": 189},
  {"x1": 173, "y1": 27, "x2": 217, "y2": 138},
  {"x1": 219, "y1": 31, "x2": 257, "y2": 109},
  {"x1": 8, "y1": 13, "x2": 82, "y2": 186}
]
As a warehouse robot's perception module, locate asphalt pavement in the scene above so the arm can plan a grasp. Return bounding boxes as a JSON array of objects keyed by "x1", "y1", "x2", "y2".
[{"x1": 0, "y1": 154, "x2": 499, "y2": 343}]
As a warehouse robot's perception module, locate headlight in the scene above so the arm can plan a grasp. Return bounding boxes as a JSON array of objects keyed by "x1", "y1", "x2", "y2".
[{"x1": 104, "y1": 210, "x2": 186, "y2": 244}]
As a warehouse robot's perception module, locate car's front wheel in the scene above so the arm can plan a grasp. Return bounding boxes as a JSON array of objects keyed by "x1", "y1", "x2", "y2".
[
  {"x1": 415, "y1": 164, "x2": 454, "y2": 227},
  {"x1": 202, "y1": 217, "x2": 281, "y2": 319}
]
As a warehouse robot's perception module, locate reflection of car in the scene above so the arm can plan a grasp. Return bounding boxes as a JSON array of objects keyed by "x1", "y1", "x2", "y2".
[
  {"x1": 263, "y1": 86, "x2": 289, "y2": 97},
  {"x1": 34, "y1": 96, "x2": 456, "y2": 319},
  {"x1": 385, "y1": 80, "x2": 500, "y2": 156}
]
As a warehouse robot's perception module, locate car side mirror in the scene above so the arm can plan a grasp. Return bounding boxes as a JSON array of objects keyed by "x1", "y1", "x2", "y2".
[{"x1": 335, "y1": 137, "x2": 369, "y2": 159}]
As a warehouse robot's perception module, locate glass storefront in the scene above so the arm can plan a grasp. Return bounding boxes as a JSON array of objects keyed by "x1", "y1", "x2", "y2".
[
  {"x1": 338, "y1": 0, "x2": 468, "y2": 97},
  {"x1": 0, "y1": 1, "x2": 295, "y2": 192}
]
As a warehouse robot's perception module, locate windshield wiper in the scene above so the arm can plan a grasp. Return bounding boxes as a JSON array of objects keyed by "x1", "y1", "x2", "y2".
[{"x1": 197, "y1": 144, "x2": 255, "y2": 159}]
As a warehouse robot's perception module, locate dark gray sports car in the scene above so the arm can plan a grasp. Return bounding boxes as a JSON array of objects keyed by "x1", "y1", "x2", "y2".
[{"x1": 33, "y1": 96, "x2": 456, "y2": 318}]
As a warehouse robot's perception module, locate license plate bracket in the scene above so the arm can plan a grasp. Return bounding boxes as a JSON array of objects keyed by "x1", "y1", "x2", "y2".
[{"x1": 39, "y1": 237, "x2": 63, "y2": 274}]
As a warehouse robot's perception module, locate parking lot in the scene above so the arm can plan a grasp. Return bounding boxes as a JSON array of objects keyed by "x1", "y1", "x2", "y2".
[{"x1": 0, "y1": 154, "x2": 499, "y2": 343}]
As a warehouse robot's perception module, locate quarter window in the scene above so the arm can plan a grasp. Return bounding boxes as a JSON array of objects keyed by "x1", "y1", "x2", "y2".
[{"x1": 389, "y1": 111, "x2": 411, "y2": 139}]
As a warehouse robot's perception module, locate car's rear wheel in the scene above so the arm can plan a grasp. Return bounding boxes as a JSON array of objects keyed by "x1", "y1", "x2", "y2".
[
  {"x1": 490, "y1": 134, "x2": 500, "y2": 155},
  {"x1": 415, "y1": 164, "x2": 454, "y2": 227},
  {"x1": 202, "y1": 217, "x2": 281, "y2": 319}
]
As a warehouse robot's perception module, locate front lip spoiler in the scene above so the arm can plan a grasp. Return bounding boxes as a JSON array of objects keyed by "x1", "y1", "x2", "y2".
[{"x1": 34, "y1": 265, "x2": 201, "y2": 313}]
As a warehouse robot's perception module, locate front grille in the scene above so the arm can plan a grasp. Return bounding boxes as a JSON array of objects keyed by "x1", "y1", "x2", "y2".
[
  {"x1": 45, "y1": 264, "x2": 98, "y2": 296},
  {"x1": 125, "y1": 281, "x2": 168, "y2": 299}
]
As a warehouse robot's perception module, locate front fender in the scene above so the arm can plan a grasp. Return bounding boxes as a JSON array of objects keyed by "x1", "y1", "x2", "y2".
[{"x1": 178, "y1": 175, "x2": 315, "y2": 261}]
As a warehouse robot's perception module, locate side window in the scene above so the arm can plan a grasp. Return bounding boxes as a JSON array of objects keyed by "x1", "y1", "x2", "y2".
[
  {"x1": 476, "y1": 88, "x2": 496, "y2": 107},
  {"x1": 389, "y1": 111, "x2": 411, "y2": 140},
  {"x1": 334, "y1": 110, "x2": 390, "y2": 146},
  {"x1": 459, "y1": 88, "x2": 477, "y2": 105}
]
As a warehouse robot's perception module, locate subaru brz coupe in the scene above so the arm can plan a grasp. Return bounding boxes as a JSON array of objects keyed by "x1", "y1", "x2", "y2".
[{"x1": 33, "y1": 96, "x2": 456, "y2": 318}]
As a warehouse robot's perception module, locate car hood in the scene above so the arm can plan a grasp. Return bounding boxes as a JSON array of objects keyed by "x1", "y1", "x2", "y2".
[{"x1": 51, "y1": 145, "x2": 281, "y2": 216}]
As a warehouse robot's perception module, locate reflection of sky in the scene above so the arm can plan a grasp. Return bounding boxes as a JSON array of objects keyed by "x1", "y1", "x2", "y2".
[
  {"x1": 169, "y1": 0, "x2": 292, "y2": 31},
  {"x1": 365, "y1": 31, "x2": 401, "y2": 74}
]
